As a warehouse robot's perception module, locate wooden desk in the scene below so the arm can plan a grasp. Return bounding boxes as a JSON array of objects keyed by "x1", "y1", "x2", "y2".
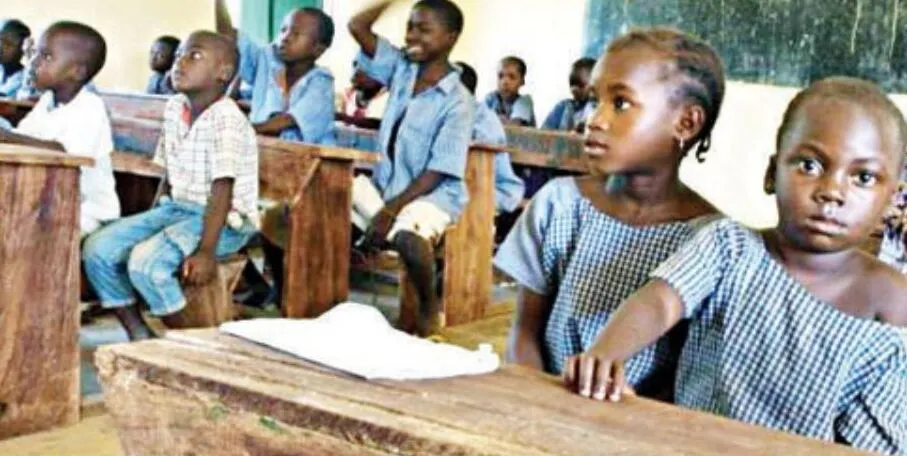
[
  {"x1": 504, "y1": 124, "x2": 584, "y2": 159},
  {"x1": 0, "y1": 145, "x2": 93, "y2": 439},
  {"x1": 99, "y1": 91, "x2": 168, "y2": 121},
  {"x1": 96, "y1": 329, "x2": 862, "y2": 455},
  {"x1": 0, "y1": 98, "x2": 36, "y2": 127}
]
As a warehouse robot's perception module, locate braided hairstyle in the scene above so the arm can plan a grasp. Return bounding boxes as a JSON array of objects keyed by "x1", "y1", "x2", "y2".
[{"x1": 607, "y1": 27, "x2": 726, "y2": 163}]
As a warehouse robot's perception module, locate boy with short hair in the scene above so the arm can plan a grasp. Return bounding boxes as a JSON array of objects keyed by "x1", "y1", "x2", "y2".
[
  {"x1": 457, "y1": 61, "x2": 524, "y2": 214},
  {"x1": 542, "y1": 57, "x2": 596, "y2": 133},
  {"x1": 336, "y1": 60, "x2": 386, "y2": 130},
  {"x1": 146, "y1": 35, "x2": 180, "y2": 95},
  {"x1": 216, "y1": 0, "x2": 336, "y2": 144},
  {"x1": 349, "y1": 0, "x2": 475, "y2": 336},
  {"x1": 0, "y1": 19, "x2": 30, "y2": 97},
  {"x1": 484, "y1": 56, "x2": 535, "y2": 127},
  {"x1": 83, "y1": 31, "x2": 258, "y2": 340},
  {"x1": 0, "y1": 21, "x2": 119, "y2": 236}
]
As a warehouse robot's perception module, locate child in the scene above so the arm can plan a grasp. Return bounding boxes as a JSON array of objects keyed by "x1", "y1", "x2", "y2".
[
  {"x1": 457, "y1": 61, "x2": 524, "y2": 214},
  {"x1": 82, "y1": 31, "x2": 258, "y2": 340},
  {"x1": 494, "y1": 28, "x2": 725, "y2": 398},
  {"x1": 0, "y1": 21, "x2": 119, "y2": 236},
  {"x1": 349, "y1": 0, "x2": 474, "y2": 336},
  {"x1": 336, "y1": 60, "x2": 386, "y2": 130},
  {"x1": 484, "y1": 56, "x2": 535, "y2": 127},
  {"x1": 14, "y1": 35, "x2": 38, "y2": 100},
  {"x1": 567, "y1": 78, "x2": 907, "y2": 453},
  {"x1": 0, "y1": 19, "x2": 31, "y2": 97},
  {"x1": 216, "y1": 0, "x2": 336, "y2": 144},
  {"x1": 542, "y1": 57, "x2": 597, "y2": 133},
  {"x1": 146, "y1": 35, "x2": 179, "y2": 95}
]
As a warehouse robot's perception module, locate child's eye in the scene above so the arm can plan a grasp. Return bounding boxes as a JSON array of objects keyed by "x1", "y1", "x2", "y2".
[
  {"x1": 613, "y1": 96, "x2": 632, "y2": 112},
  {"x1": 797, "y1": 158, "x2": 823, "y2": 176},
  {"x1": 853, "y1": 171, "x2": 879, "y2": 187},
  {"x1": 191, "y1": 51, "x2": 202, "y2": 60}
]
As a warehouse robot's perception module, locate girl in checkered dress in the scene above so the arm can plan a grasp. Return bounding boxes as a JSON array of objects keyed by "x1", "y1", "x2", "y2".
[
  {"x1": 493, "y1": 28, "x2": 726, "y2": 398},
  {"x1": 568, "y1": 78, "x2": 907, "y2": 454}
]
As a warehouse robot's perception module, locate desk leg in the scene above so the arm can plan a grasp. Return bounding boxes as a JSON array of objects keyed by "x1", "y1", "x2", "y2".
[
  {"x1": 282, "y1": 160, "x2": 353, "y2": 318},
  {"x1": 0, "y1": 165, "x2": 81, "y2": 439}
]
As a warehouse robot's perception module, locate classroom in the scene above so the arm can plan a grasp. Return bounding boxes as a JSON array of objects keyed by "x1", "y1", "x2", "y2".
[{"x1": 0, "y1": 0, "x2": 905, "y2": 454}]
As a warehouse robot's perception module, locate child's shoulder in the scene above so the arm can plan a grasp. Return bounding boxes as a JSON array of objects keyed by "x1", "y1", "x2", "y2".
[
  {"x1": 310, "y1": 65, "x2": 335, "y2": 82},
  {"x1": 856, "y1": 252, "x2": 907, "y2": 327}
]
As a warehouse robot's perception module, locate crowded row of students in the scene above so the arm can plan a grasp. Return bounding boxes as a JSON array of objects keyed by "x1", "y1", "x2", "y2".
[{"x1": 1, "y1": 0, "x2": 906, "y2": 452}]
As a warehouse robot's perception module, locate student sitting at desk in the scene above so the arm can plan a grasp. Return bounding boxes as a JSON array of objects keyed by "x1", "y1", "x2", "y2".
[
  {"x1": 83, "y1": 31, "x2": 258, "y2": 341},
  {"x1": 0, "y1": 21, "x2": 119, "y2": 237},
  {"x1": 146, "y1": 35, "x2": 179, "y2": 96},
  {"x1": 0, "y1": 19, "x2": 31, "y2": 97},
  {"x1": 542, "y1": 57, "x2": 597, "y2": 133},
  {"x1": 336, "y1": 60, "x2": 386, "y2": 130},
  {"x1": 349, "y1": 0, "x2": 474, "y2": 336},
  {"x1": 456, "y1": 61, "x2": 524, "y2": 214},
  {"x1": 495, "y1": 28, "x2": 726, "y2": 399},
  {"x1": 569, "y1": 78, "x2": 907, "y2": 454},
  {"x1": 216, "y1": 0, "x2": 336, "y2": 144},
  {"x1": 484, "y1": 56, "x2": 535, "y2": 127}
]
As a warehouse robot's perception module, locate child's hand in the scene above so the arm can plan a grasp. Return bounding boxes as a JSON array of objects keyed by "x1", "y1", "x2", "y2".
[
  {"x1": 364, "y1": 208, "x2": 397, "y2": 250},
  {"x1": 563, "y1": 352, "x2": 630, "y2": 402},
  {"x1": 182, "y1": 251, "x2": 217, "y2": 285}
]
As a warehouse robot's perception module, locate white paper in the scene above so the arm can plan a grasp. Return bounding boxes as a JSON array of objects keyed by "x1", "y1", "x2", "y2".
[{"x1": 219, "y1": 302, "x2": 500, "y2": 380}]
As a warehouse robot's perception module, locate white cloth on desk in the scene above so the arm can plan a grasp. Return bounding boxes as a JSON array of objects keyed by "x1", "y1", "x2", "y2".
[
  {"x1": 219, "y1": 302, "x2": 500, "y2": 380},
  {"x1": 352, "y1": 175, "x2": 452, "y2": 244},
  {"x1": 15, "y1": 89, "x2": 120, "y2": 235}
]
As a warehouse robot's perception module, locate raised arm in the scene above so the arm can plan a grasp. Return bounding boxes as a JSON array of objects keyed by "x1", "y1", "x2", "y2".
[
  {"x1": 564, "y1": 280, "x2": 684, "y2": 401},
  {"x1": 348, "y1": 0, "x2": 396, "y2": 58},
  {"x1": 214, "y1": 0, "x2": 237, "y2": 39}
]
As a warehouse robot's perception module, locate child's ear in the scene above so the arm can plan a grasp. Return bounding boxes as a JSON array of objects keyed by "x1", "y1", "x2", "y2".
[
  {"x1": 313, "y1": 43, "x2": 328, "y2": 59},
  {"x1": 69, "y1": 63, "x2": 88, "y2": 85},
  {"x1": 764, "y1": 155, "x2": 778, "y2": 195},
  {"x1": 674, "y1": 103, "x2": 705, "y2": 146},
  {"x1": 217, "y1": 63, "x2": 235, "y2": 85}
]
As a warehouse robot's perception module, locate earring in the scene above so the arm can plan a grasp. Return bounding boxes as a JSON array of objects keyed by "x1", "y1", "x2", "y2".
[{"x1": 678, "y1": 137, "x2": 685, "y2": 151}]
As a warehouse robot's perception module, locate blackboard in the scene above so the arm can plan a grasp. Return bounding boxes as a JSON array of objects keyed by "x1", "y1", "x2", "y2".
[{"x1": 582, "y1": 0, "x2": 907, "y2": 92}]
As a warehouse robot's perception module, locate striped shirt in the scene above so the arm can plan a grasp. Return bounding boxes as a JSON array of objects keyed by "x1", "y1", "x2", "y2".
[{"x1": 652, "y1": 219, "x2": 907, "y2": 453}]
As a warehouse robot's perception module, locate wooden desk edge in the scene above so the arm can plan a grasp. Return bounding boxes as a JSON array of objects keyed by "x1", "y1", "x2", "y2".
[
  {"x1": 257, "y1": 136, "x2": 380, "y2": 163},
  {"x1": 0, "y1": 145, "x2": 94, "y2": 168},
  {"x1": 0, "y1": 97, "x2": 37, "y2": 109},
  {"x1": 111, "y1": 151, "x2": 164, "y2": 178}
]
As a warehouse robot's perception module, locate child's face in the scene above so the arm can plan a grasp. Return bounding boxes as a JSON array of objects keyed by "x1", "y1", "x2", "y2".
[
  {"x1": 404, "y1": 6, "x2": 457, "y2": 63},
  {"x1": 496, "y1": 62, "x2": 523, "y2": 98},
  {"x1": 31, "y1": 30, "x2": 80, "y2": 91},
  {"x1": 583, "y1": 48, "x2": 687, "y2": 176},
  {"x1": 275, "y1": 11, "x2": 324, "y2": 64},
  {"x1": 771, "y1": 99, "x2": 902, "y2": 253},
  {"x1": 0, "y1": 29, "x2": 24, "y2": 66},
  {"x1": 569, "y1": 67, "x2": 592, "y2": 103},
  {"x1": 149, "y1": 41, "x2": 176, "y2": 73},
  {"x1": 170, "y1": 35, "x2": 229, "y2": 95}
]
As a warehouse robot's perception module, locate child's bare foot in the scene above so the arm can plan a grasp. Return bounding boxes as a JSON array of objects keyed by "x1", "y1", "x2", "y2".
[{"x1": 113, "y1": 306, "x2": 154, "y2": 341}]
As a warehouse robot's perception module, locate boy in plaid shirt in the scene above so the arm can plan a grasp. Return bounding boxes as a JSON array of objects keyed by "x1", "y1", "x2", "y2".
[{"x1": 83, "y1": 31, "x2": 258, "y2": 340}]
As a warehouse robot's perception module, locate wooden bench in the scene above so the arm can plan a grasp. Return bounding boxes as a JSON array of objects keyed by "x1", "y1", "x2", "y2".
[
  {"x1": 95, "y1": 329, "x2": 864, "y2": 455},
  {"x1": 0, "y1": 145, "x2": 92, "y2": 439},
  {"x1": 0, "y1": 98, "x2": 36, "y2": 127}
]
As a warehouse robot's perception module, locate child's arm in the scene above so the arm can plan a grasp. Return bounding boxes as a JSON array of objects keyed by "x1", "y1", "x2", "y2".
[
  {"x1": 253, "y1": 114, "x2": 296, "y2": 136},
  {"x1": 214, "y1": 0, "x2": 237, "y2": 39},
  {"x1": 506, "y1": 287, "x2": 553, "y2": 369},
  {"x1": 183, "y1": 178, "x2": 233, "y2": 285},
  {"x1": 364, "y1": 171, "x2": 444, "y2": 246},
  {"x1": 0, "y1": 128, "x2": 65, "y2": 152},
  {"x1": 348, "y1": 0, "x2": 397, "y2": 58},
  {"x1": 565, "y1": 280, "x2": 684, "y2": 401}
]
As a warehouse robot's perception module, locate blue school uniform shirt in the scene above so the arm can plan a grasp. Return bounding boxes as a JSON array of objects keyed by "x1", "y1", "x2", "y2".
[
  {"x1": 652, "y1": 219, "x2": 907, "y2": 453},
  {"x1": 472, "y1": 101, "x2": 524, "y2": 213},
  {"x1": 493, "y1": 177, "x2": 714, "y2": 395},
  {"x1": 542, "y1": 98, "x2": 595, "y2": 131},
  {"x1": 355, "y1": 37, "x2": 474, "y2": 219},
  {"x1": 0, "y1": 65, "x2": 25, "y2": 97},
  {"x1": 236, "y1": 32, "x2": 335, "y2": 145},
  {"x1": 484, "y1": 92, "x2": 536, "y2": 127}
]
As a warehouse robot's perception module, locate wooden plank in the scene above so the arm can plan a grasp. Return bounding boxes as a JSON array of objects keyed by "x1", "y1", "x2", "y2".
[
  {"x1": 96, "y1": 330, "x2": 865, "y2": 456},
  {"x1": 0, "y1": 98, "x2": 35, "y2": 127},
  {"x1": 0, "y1": 161, "x2": 82, "y2": 439},
  {"x1": 504, "y1": 125, "x2": 584, "y2": 159},
  {"x1": 0, "y1": 144, "x2": 94, "y2": 168},
  {"x1": 471, "y1": 142, "x2": 588, "y2": 174},
  {"x1": 164, "y1": 255, "x2": 247, "y2": 329},
  {"x1": 0, "y1": 415, "x2": 122, "y2": 456},
  {"x1": 99, "y1": 91, "x2": 168, "y2": 120}
]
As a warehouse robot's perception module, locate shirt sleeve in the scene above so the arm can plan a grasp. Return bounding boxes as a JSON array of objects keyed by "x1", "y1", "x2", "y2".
[
  {"x1": 649, "y1": 219, "x2": 740, "y2": 319},
  {"x1": 288, "y1": 72, "x2": 335, "y2": 145},
  {"x1": 236, "y1": 31, "x2": 266, "y2": 86},
  {"x1": 493, "y1": 180, "x2": 566, "y2": 295},
  {"x1": 542, "y1": 100, "x2": 568, "y2": 130},
  {"x1": 493, "y1": 151, "x2": 525, "y2": 213},
  {"x1": 511, "y1": 95, "x2": 535, "y2": 125},
  {"x1": 354, "y1": 36, "x2": 403, "y2": 88},
  {"x1": 424, "y1": 97, "x2": 473, "y2": 179},
  {"x1": 835, "y1": 341, "x2": 907, "y2": 454},
  {"x1": 54, "y1": 100, "x2": 112, "y2": 161},
  {"x1": 209, "y1": 110, "x2": 243, "y2": 181},
  {"x1": 153, "y1": 99, "x2": 178, "y2": 167}
]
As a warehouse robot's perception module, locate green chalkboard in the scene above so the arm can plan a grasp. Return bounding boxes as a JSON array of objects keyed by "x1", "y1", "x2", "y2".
[{"x1": 582, "y1": 0, "x2": 907, "y2": 91}]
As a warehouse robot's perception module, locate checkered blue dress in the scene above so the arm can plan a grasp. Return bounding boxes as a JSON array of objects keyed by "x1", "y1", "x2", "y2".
[
  {"x1": 652, "y1": 219, "x2": 907, "y2": 454},
  {"x1": 494, "y1": 177, "x2": 714, "y2": 395}
]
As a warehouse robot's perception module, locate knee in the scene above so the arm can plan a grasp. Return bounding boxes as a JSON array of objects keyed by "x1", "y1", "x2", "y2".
[
  {"x1": 82, "y1": 231, "x2": 112, "y2": 268},
  {"x1": 127, "y1": 240, "x2": 172, "y2": 286},
  {"x1": 392, "y1": 230, "x2": 433, "y2": 268}
]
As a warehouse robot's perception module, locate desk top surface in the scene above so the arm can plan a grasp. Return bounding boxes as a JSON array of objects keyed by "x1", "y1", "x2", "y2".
[
  {"x1": 99, "y1": 329, "x2": 861, "y2": 456},
  {"x1": 0, "y1": 144, "x2": 93, "y2": 168}
]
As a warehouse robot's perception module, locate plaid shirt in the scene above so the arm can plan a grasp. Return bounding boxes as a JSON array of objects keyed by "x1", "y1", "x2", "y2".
[
  {"x1": 653, "y1": 219, "x2": 907, "y2": 454},
  {"x1": 153, "y1": 95, "x2": 259, "y2": 227}
]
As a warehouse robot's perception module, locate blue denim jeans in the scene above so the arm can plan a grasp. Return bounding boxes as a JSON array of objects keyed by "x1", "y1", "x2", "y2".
[{"x1": 82, "y1": 199, "x2": 254, "y2": 316}]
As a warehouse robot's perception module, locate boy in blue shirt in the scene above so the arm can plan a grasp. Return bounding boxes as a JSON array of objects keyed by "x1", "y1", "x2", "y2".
[
  {"x1": 484, "y1": 56, "x2": 535, "y2": 127},
  {"x1": 0, "y1": 19, "x2": 31, "y2": 97},
  {"x1": 146, "y1": 35, "x2": 179, "y2": 95},
  {"x1": 542, "y1": 57, "x2": 596, "y2": 133},
  {"x1": 349, "y1": 0, "x2": 474, "y2": 336},
  {"x1": 215, "y1": 0, "x2": 336, "y2": 145}
]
